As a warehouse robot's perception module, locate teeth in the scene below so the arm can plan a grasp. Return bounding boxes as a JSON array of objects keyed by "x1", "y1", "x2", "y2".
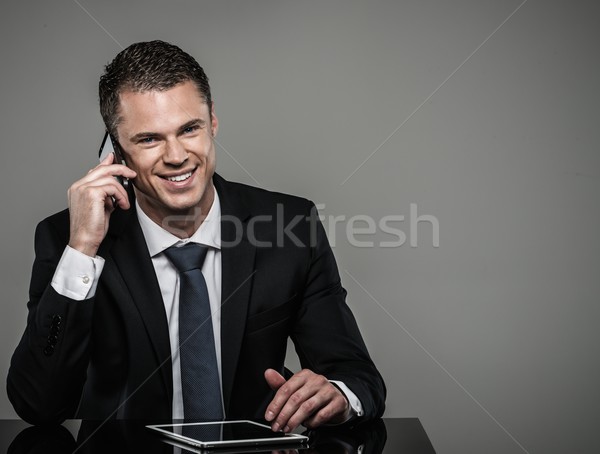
[{"x1": 166, "y1": 171, "x2": 192, "y2": 182}]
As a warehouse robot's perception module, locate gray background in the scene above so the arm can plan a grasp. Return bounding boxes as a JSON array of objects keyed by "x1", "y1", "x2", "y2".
[{"x1": 1, "y1": 1, "x2": 599, "y2": 453}]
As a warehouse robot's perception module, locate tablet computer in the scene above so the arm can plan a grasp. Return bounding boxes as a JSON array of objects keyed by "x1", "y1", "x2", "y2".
[
  {"x1": 157, "y1": 436, "x2": 308, "y2": 454},
  {"x1": 146, "y1": 420, "x2": 309, "y2": 449}
]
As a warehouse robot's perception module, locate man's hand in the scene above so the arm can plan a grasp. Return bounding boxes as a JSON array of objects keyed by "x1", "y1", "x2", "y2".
[
  {"x1": 67, "y1": 153, "x2": 136, "y2": 257},
  {"x1": 264, "y1": 368, "x2": 350, "y2": 433}
]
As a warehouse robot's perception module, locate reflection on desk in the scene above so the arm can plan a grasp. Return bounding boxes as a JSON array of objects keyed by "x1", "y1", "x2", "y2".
[{"x1": 6, "y1": 419, "x2": 435, "y2": 454}]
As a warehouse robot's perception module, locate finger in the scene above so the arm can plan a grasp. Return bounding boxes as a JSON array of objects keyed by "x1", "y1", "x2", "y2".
[
  {"x1": 265, "y1": 373, "x2": 308, "y2": 425},
  {"x1": 76, "y1": 177, "x2": 132, "y2": 211},
  {"x1": 88, "y1": 152, "x2": 115, "y2": 174},
  {"x1": 264, "y1": 369, "x2": 286, "y2": 391},
  {"x1": 82, "y1": 176, "x2": 131, "y2": 206},
  {"x1": 281, "y1": 393, "x2": 323, "y2": 432},
  {"x1": 103, "y1": 181, "x2": 131, "y2": 210},
  {"x1": 77, "y1": 168, "x2": 135, "y2": 201},
  {"x1": 278, "y1": 377, "x2": 340, "y2": 432},
  {"x1": 283, "y1": 379, "x2": 350, "y2": 432},
  {"x1": 302, "y1": 393, "x2": 349, "y2": 429},
  {"x1": 269, "y1": 374, "x2": 326, "y2": 431},
  {"x1": 85, "y1": 156, "x2": 136, "y2": 179},
  {"x1": 99, "y1": 163, "x2": 137, "y2": 180},
  {"x1": 100, "y1": 151, "x2": 115, "y2": 165},
  {"x1": 104, "y1": 194, "x2": 117, "y2": 212},
  {"x1": 108, "y1": 184, "x2": 130, "y2": 210}
]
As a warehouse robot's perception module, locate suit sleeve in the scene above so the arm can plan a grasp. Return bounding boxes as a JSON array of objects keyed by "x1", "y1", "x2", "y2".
[
  {"x1": 7, "y1": 217, "x2": 95, "y2": 424},
  {"x1": 290, "y1": 203, "x2": 386, "y2": 422}
]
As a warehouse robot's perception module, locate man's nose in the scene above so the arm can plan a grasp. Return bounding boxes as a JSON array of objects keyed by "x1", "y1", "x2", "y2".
[{"x1": 163, "y1": 138, "x2": 188, "y2": 165}]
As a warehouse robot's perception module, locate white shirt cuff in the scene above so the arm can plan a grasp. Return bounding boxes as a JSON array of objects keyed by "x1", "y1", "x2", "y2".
[
  {"x1": 330, "y1": 380, "x2": 364, "y2": 420},
  {"x1": 51, "y1": 246, "x2": 105, "y2": 301}
]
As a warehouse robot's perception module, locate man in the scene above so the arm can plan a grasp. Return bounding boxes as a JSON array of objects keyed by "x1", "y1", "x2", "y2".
[{"x1": 7, "y1": 41, "x2": 385, "y2": 431}]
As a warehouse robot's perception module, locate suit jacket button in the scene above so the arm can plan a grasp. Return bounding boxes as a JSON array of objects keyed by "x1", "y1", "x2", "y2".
[
  {"x1": 52, "y1": 315, "x2": 62, "y2": 325},
  {"x1": 43, "y1": 346, "x2": 55, "y2": 356},
  {"x1": 47, "y1": 335, "x2": 58, "y2": 345}
]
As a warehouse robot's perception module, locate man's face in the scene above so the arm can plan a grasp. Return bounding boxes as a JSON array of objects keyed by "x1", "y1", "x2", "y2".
[{"x1": 115, "y1": 80, "x2": 218, "y2": 228}]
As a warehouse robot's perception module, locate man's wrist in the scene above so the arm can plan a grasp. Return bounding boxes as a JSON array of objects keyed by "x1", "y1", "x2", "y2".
[
  {"x1": 68, "y1": 239, "x2": 100, "y2": 258},
  {"x1": 329, "y1": 380, "x2": 364, "y2": 423}
]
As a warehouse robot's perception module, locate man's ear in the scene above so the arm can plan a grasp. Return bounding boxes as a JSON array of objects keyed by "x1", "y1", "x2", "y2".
[{"x1": 210, "y1": 102, "x2": 219, "y2": 137}]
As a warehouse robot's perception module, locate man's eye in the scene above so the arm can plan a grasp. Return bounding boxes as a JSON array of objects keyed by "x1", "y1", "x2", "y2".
[
  {"x1": 139, "y1": 137, "x2": 155, "y2": 144},
  {"x1": 183, "y1": 125, "x2": 200, "y2": 134}
]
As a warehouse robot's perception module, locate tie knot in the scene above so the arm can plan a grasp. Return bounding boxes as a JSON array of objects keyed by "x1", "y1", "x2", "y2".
[{"x1": 163, "y1": 243, "x2": 208, "y2": 273}]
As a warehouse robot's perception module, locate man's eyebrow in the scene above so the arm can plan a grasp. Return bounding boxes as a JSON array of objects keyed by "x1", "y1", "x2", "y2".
[
  {"x1": 178, "y1": 118, "x2": 206, "y2": 133},
  {"x1": 130, "y1": 131, "x2": 160, "y2": 142}
]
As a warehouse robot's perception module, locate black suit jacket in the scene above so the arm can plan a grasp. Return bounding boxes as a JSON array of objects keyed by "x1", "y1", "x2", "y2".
[{"x1": 8, "y1": 174, "x2": 385, "y2": 424}]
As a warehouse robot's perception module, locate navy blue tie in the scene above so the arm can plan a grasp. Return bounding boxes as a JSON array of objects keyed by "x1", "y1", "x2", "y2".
[{"x1": 164, "y1": 243, "x2": 223, "y2": 421}]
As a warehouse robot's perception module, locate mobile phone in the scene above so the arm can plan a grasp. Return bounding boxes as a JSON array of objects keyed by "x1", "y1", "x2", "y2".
[{"x1": 98, "y1": 131, "x2": 130, "y2": 190}]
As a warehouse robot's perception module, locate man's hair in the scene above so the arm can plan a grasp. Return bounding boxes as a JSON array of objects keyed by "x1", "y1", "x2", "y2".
[{"x1": 99, "y1": 40, "x2": 212, "y2": 139}]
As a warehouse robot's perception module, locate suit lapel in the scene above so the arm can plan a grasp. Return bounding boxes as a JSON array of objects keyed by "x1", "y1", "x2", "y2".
[
  {"x1": 100, "y1": 208, "x2": 173, "y2": 403},
  {"x1": 214, "y1": 175, "x2": 256, "y2": 413}
]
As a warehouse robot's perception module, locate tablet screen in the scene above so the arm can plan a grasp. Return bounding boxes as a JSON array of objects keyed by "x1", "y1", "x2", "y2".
[{"x1": 147, "y1": 420, "x2": 309, "y2": 449}]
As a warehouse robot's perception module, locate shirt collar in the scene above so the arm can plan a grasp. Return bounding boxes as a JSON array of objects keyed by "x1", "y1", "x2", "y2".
[{"x1": 136, "y1": 190, "x2": 222, "y2": 257}]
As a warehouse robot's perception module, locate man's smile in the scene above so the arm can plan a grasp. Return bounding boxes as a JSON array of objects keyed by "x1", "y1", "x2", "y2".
[{"x1": 160, "y1": 167, "x2": 196, "y2": 183}]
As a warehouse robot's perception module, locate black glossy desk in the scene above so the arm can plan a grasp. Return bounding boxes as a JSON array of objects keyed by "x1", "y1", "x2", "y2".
[{"x1": 2, "y1": 418, "x2": 435, "y2": 453}]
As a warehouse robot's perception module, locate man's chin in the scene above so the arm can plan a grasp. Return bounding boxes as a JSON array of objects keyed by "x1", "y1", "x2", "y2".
[{"x1": 162, "y1": 202, "x2": 206, "y2": 217}]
